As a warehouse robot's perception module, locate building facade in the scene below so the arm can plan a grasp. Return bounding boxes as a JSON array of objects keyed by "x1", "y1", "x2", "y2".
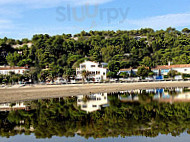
[
  {"x1": 119, "y1": 64, "x2": 190, "y2": 77},
  {"x1": 76, "y1": 61, "x2": 108, "y2": 82},
  {"x1": 152, "y1": 64, "x2": 190, "y2": 75},
  {"x1": 0, "y1": 66, "x2": 29, "y2": 75}
]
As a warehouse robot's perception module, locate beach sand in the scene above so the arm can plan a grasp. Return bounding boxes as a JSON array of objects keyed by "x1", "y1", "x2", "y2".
[{"x1": 0, "y1": 81, "x2": 190, "y2": 103}]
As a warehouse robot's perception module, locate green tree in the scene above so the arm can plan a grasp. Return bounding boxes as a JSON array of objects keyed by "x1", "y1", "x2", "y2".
[
  {"x1": 137, "y1": 66, "x2": 149, "y2": 77},
  {"x1": 81, "y1": 70, "x2": 90, "y2": 82},
  {"x1": 108, "y1": 61, "x2": 120, "y2": 72},
  {"x1": 107, "y1": 71, "x2": 117, "y2": 79},
  {"x1": 167, "y1": 70, "x2": 178, "y2": 78},
  {"x1": 141, "y1": 56, "x2": 153, "y2": 67},
  {"x1": 182, "y1": 28, "x2": 190, "y2": 34},
  {"x1": 119, "y1": 72, "x2": 129, "y2": 78},
  {"x1": 63, "y1": 68, "x2": 74, "y2": 82}
]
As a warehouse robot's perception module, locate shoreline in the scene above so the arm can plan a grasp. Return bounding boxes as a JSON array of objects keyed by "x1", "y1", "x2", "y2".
[{"x1": 1, "y1": 81, "x2": 190, "y2": 103}]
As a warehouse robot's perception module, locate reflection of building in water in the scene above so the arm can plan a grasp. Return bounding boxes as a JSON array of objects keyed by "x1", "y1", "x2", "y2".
[
  {"x1": 77, "y1": 93, "x2": 108, "y2": 113},
  {"x1": 119, "y1": 90, "x2": 142, "y2": 102},
  {"x1": 0, "y1": 102, "x2": 29, "y2": 111},
  {"x1": 119, "y1": 88, "x2": 190, "y2": 103},
  {"x1": 119, "y1": 94, "x2": 139, "y2": 102},
  {"x1": 153, "y1": 88, "x2": 190, "y2": 103}
]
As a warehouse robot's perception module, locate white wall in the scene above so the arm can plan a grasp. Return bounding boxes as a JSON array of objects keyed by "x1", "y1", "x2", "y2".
[
  {"x1": 173, "y1": 68, "x2": 190, "y2": 74},
  {"x1": 0, "y1": 69, "x2": 29, "y2": 75},
  {"x1": 76, "y1": 61, "x2": 107, "y2": 82},
  {"x1": 77, "y1": 93, "x2": 108, "y2": 113}
]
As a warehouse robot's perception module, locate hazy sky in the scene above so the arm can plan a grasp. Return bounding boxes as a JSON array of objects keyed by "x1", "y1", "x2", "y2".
[{"x1": 1, "y1": 0, "x2": 190, "y2": 39}]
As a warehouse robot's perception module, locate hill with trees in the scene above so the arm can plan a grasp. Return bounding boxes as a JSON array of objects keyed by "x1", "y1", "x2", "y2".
[{"x1": 1, "y1": 27, "x2": 190, "y2": 82}]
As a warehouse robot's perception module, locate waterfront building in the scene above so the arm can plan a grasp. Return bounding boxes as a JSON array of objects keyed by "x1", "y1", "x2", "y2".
[
  {"x1": 119, "y1": 64, "x2": 190, "y2": 77},
  {"x1": 0, "y1": 65, "x2": 29, "y2": 75},
  {"x1": 152, "y1": 64, "x2": 190, "y2": 75},
  {"x1": 76, "y1": 60, "x2": 108, "y2": 82}
]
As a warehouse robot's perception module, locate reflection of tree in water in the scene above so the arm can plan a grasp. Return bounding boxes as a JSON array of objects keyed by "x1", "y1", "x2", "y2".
[
  {"x1": 168, "y1": 89, "x2": 179, "y2": 101},
  {"x1": 1, "y1": 94, "x2": 190, "y2": 139},
  {"x1": 138, "y1": 90, "x2": 154, "y2": 103},
  {"x1": 168, "y1": 89, "x2": 179, "y2": 96}
]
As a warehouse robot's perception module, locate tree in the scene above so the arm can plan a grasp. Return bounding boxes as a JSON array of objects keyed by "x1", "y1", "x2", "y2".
[
  {"x1": 141, "y1": 56, "x2": 152, "y2": 67},
  {"x1": 148, "y1": 72, "x2": 154, "y2": 77},
  {"x1": 81, "y1": 70, "x2": 90, "y2": 82},
  {"x1": 182, "y1": 28, "x2": 190, "y2": 34},
  {"x1": 6, "y1": 52, "x2": 22, "y2": 66},
  {"x1": 167, "y1": 70, "x2": 178, "y2": 78},
  {"x1": 63, "y1": 68, "x2": 74, "y2": 82},
  {"x1": 108, "y1": 61, "x2": 120, "y2": 72},
  {"x1": 107, "y1": 71, "x2": 117, "y2": 79},
  {"x1": 137, "y1": 66, "x2": 149, "y2": 77},
  {"x1": 38, "y1": 70, "x2": 49, "y2": 82},
  {"x1": 28, "y1": 67, "x2": 41, "y2": 83},
  {"x1": 119, "y1": 72, "x2": 129, "y2": 78}
]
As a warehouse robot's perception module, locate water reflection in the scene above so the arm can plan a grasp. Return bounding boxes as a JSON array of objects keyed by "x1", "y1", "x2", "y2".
[
  {"x1": 77, "y1": 93, "x2": 108, "y2": 113},
  {"x1": 1, "y1": 87, "x2": 190, "y2": 140},
  {"x1": 0, "y1": 102, "x2": 29, "y2": 111},
  {"x1": 118, "y1": 88, "x2": 190, "y2": 103}
]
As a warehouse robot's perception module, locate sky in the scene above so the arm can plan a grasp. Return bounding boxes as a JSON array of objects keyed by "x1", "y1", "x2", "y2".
[{"x1": 1, "y1": 0, "x2": 190, "y2": 39}]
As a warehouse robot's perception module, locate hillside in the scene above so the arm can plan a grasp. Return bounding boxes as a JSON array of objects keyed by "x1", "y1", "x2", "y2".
[{"x1": 1, "y1": 27, "x2": 190, "y2": 79}]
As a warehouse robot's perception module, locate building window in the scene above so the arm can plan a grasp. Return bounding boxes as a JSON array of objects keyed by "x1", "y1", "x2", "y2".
[
  {"x1": 82, "y1": 105, "x2": 87, "y2": 108},
  {"x1": 91, "y1": 65, "x2": 96, "y2": 68},
  {"x1": 97, "y1": 71, "x2": 100, "y2": 75},
  {"x1": 98, "y1": 65, "x2": 102, "y2": 68},
  {"x1": 184, "y1": 69, "x2": 187, "y2": 71},
  {"x1": 81, "y1": 65, "x2": 86, "y2": 68},
  {"x1": 91, "y1": 71, "x2": 95, "y2": 75},
  {"x1": 103, "y1": 72, "x2": 105, "y2": 75},
  {"x1": 92, "y1": 105, "x2": 97, "y2": 107}
]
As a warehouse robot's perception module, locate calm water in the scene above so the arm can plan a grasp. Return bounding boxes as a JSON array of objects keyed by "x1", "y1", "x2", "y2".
[{"x1": 1, "y1": 88, "x2": 190, "y2": 142}]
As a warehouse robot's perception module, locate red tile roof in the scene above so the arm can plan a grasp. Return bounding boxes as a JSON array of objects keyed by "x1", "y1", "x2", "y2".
[
  {"x1": 153, "y1": 64, "x2": 190, "y2": 70},
  {"x1": 120, "y1": 68, "x2": 133, "y2": 71},
  {"x1": 120, "y1": 64, "x2": 190, "y2": 71},
  {"x1": 0, "y1": 66, "x2": 29, "y2": 70}
]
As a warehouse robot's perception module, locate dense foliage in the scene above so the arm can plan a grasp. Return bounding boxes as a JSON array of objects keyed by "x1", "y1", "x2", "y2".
[{"x1": 1, "y1": 27, "x2": 190, "y2": 80}]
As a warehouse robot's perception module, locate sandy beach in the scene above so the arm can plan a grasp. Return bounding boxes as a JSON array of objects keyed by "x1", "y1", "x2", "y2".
[{"x1": 1, "y1": 81, "x2": 190, "y2": 103}]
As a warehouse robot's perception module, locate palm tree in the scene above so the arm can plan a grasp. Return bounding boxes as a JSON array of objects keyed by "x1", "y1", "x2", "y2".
[{"x1": 82, "y1": 70, "x2": 90, "y2": 83}]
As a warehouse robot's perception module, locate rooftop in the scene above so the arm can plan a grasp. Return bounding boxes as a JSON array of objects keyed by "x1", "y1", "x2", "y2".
[
  {"x1": 153, "y1": 64, "x2": 190, "y2": 70},
  {"x1": 0, "y1": 66, "x2": 29, "y2": 70},
  {"x1": 120, "y1": 68, "x2": 133, "y2": 71},
  {"x1": 120, "y1": 64, "x2": 190, "y2": 72}
]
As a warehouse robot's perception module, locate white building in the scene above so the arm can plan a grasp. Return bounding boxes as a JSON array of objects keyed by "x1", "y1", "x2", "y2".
[
  {"x1": 0, "y1": 66, "x2": 29, "y2": 75},
  {"x1": 76, "y1": 61, "x2": 108, "y2": 82},
  {"x1": 77, "y1": 93, "x2": 108, "y2": 113},
  {"x1": 152, "y1": 64, "x2": 190, "y2": 75},
  {"x1": 119, "y1": 64, "x2": 190, "y2": 77}
]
